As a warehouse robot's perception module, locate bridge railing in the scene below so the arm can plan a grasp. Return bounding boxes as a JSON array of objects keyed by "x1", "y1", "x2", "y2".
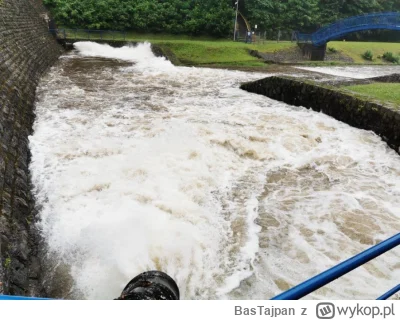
[
  {"x1": 297, "y1": 12, "x2": 400, "y2": 46},
  {"x1": 313, "y1": 12, "x2": 400, "y2": 46},
  {"x1": 49, "y1": 29, "x2": 128, "y2": 41},
  {"x1": 272, "y1": 233, "x2": 400, "y2": 300}
]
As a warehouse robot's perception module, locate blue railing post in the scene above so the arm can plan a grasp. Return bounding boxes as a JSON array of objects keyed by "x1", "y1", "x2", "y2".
[
  {"x1": 272, "y1": 233, "x2": 400, "y2": 300},
  {"x1": 377, "y1": 284, "x2": 400, "y2": 300}
]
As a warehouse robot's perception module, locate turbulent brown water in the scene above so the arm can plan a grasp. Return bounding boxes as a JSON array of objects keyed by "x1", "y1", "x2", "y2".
[{"x1": 30, "y1": 42, "x2": 400, "y2": 300}]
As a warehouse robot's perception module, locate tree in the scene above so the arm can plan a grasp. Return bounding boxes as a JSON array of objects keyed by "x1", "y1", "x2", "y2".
[
  {"x1": 43, "y1": 0, "x2": 400, "y2": 37},
  {"x1": 338, "y1": 0, "x2": 382, "y2": 17},
  {"x1": 245, "y1": 0, "x2": 320, "y2": 32},
  {"x1": 318, "y1": 0, "x2": 341, "y2": 25},
  {"x1": 244, "y1": 0, "x2": 283, "y2": 31},
  {"x1": 283, "y1": 0, "x2": 320, "y2": 31},
  {"x1": 44, "y1": 0, "x2": 234, "y2": 37}
]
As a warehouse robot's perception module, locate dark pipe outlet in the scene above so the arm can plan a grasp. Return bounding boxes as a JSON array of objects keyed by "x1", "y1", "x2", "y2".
[{"x1": 116, "y1": 271, "x2": 180, "y2": 300}]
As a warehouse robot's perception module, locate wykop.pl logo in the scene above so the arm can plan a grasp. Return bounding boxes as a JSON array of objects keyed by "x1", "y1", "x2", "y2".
[{"x1": 317, "y1": 303, "x2": 336, "y2": 319}]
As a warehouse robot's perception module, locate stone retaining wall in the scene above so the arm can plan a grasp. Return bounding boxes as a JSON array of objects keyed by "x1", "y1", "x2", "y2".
[
  {"x1": 371, "y1": 73, "x2": 400, "y2": 83},
  {"x1": 0, "y1": 0, "x2": 63, "y2": 295},
  {"x1": 241, "y1": 77, "x2": 400, "y2": 154}
]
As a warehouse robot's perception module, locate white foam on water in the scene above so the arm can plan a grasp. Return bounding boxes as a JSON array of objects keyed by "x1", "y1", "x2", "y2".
[
  {"x1": 74, "y1": 41, "x2": 176, "y2": 74},
  {"x1": 30, "y1": 42, "x2": 400, "y2": 300},
  {"x1": 295, "y1": 66, "x2": 400, "y2": 79}
]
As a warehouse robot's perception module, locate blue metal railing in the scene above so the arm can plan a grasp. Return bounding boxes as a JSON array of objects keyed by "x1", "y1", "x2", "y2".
[
  {"x1": 1, "y1": 233, "x2": 399, "y2": 300},
  {"x1": 378, "y1": 284, "x2": 400, "y2": 300},
  {"x1": 49, "y1": 29, "x2": 127, "y2": 41},
  {"x1": 272, "y1": 233, "x2": 400, "y2": 300},
  {"x1": 297, "y1": 12, "x2": 400, "y2": 46},
  {"x1": 0, "y1": 295, "x2": 50, "y2": 300}
]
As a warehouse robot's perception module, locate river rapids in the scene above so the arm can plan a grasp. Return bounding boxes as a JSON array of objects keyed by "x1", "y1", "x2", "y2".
[{"x1": 29, "y1": 42, "x2": 400, "y2": 300}]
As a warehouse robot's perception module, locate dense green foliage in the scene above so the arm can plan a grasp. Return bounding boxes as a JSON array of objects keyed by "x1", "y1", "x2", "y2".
[
  {"x1": 43, "y1": 0, "x2": 234, "y2": 36},
  {"x1": 45, "y1": 0, "x2": 400, "y2": 37}
]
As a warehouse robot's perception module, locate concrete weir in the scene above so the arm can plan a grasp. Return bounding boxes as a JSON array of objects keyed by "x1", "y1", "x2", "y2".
[
  {"x1": 241, "y1": 76, "x2": 400, "y2": 154},
  {"x1": 0, "y1": 0, "x2": 63, "y2": 295}
]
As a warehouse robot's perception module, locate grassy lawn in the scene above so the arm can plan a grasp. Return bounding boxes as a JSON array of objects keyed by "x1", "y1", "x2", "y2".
[
  {"x1": 156, "y1": 40, "x2": 294, "y2": 66},
  {"x1": 162, "y1": 40, "x2": 400, "y2": 66},
  {"x1": 124, "y1": 33, "x2": 295, "y2": 66},
  {"x1": 345, "y1": 83, "x2": 400, "y2": 106},
  {"x1": 159, "y1": 40, "x2": 400, "y2": 66},
  {"x1": 328, "y1": 41, "x2": 400, "y2": 64}
]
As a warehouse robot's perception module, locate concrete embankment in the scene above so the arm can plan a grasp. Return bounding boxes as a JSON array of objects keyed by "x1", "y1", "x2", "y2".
[
  {"x1": 241, "y1": 76, "x2": 400, "y2": 154},
  {"x1": 0, "y1": 0, "x2": 63, "y2": 295}
]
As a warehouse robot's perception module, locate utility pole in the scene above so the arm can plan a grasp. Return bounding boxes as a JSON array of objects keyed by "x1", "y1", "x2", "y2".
[{"x1": 233, "y1": 0, "x2": 239, "y2": 41}]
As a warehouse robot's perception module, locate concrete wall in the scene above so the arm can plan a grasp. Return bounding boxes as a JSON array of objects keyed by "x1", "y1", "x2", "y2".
[
  {"x1": 298, "y1": 43, "x2": 327, "y2": 61},
  {"x1": 241, "y1": 77, "x2": 400, "y2": 154},
  {"x1": 0, "y1": 0, "x2": 63, "y2": 295}
]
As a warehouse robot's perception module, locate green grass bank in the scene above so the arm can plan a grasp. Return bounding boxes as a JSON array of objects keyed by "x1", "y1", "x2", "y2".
[
  {"x1": 327, "y1": 41, "x2": 400, "y2": 64},
  {"x1": 144, "y1": 37, "x2": 400, "y2": 67},
  {"x1": 345, "y1": 83, "x2": 400, "y2": 108},
  {"x1": 63, "y1": 31, "x2": 400, "y2": 68}
]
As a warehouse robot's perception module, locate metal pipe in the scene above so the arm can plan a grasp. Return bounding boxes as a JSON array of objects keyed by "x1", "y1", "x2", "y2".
[
  {"x1": 271, "y1": 233, "x2": 400, "y2": 300},
  {"x1": 377, "y1": 284, "x2": 400, "y2": 300},
  {"x1": 116, "y1": 271, "x2": 179, "y2": 300},
  {"x1": 233, "y1": 0, "x2": 239, "y2": 41}
]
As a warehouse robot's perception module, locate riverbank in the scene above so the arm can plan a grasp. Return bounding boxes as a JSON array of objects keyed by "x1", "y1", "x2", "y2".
[
  {"x1": 149, "y1": 40, "x2": 400, "y2": 71},
  {"x1": 345, "y1": 83, "x2": 400, "y2": 107},
  {"x1": 0, "y1": 0, "x2": 64, "y2": 296},
  {"x1": 61, "y1": 31, "x2": 400, "y2": 69},
  {"x1": 130, "y1": 35, "x2": 400, "y2": 68}
]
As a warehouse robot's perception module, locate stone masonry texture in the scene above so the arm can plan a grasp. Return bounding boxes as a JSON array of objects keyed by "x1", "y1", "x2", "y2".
[{"x1": 0, "y1": 0, "x2": 63, "y2": 295}]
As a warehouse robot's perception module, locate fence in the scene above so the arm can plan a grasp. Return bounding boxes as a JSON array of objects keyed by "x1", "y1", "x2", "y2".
[{"x1": 49, "y1": 29, "x2": 128, "y2": 41}]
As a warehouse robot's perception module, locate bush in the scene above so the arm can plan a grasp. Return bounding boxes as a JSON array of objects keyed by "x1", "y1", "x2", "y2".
[
  {"x1": 382, "y1": 52, "x2": 399, "y2": 63},
  {"x1": 327, "y1": 47, "x2": 338, "y2": 53},
  {"x1": 362, "y1": 50, "x2": 373, "y2": 61}
]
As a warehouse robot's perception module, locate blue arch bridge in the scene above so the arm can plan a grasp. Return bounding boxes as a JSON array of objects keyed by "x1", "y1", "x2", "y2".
[{"x1": 296, "y1": 12, "x2": 400, "y2": 61}]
